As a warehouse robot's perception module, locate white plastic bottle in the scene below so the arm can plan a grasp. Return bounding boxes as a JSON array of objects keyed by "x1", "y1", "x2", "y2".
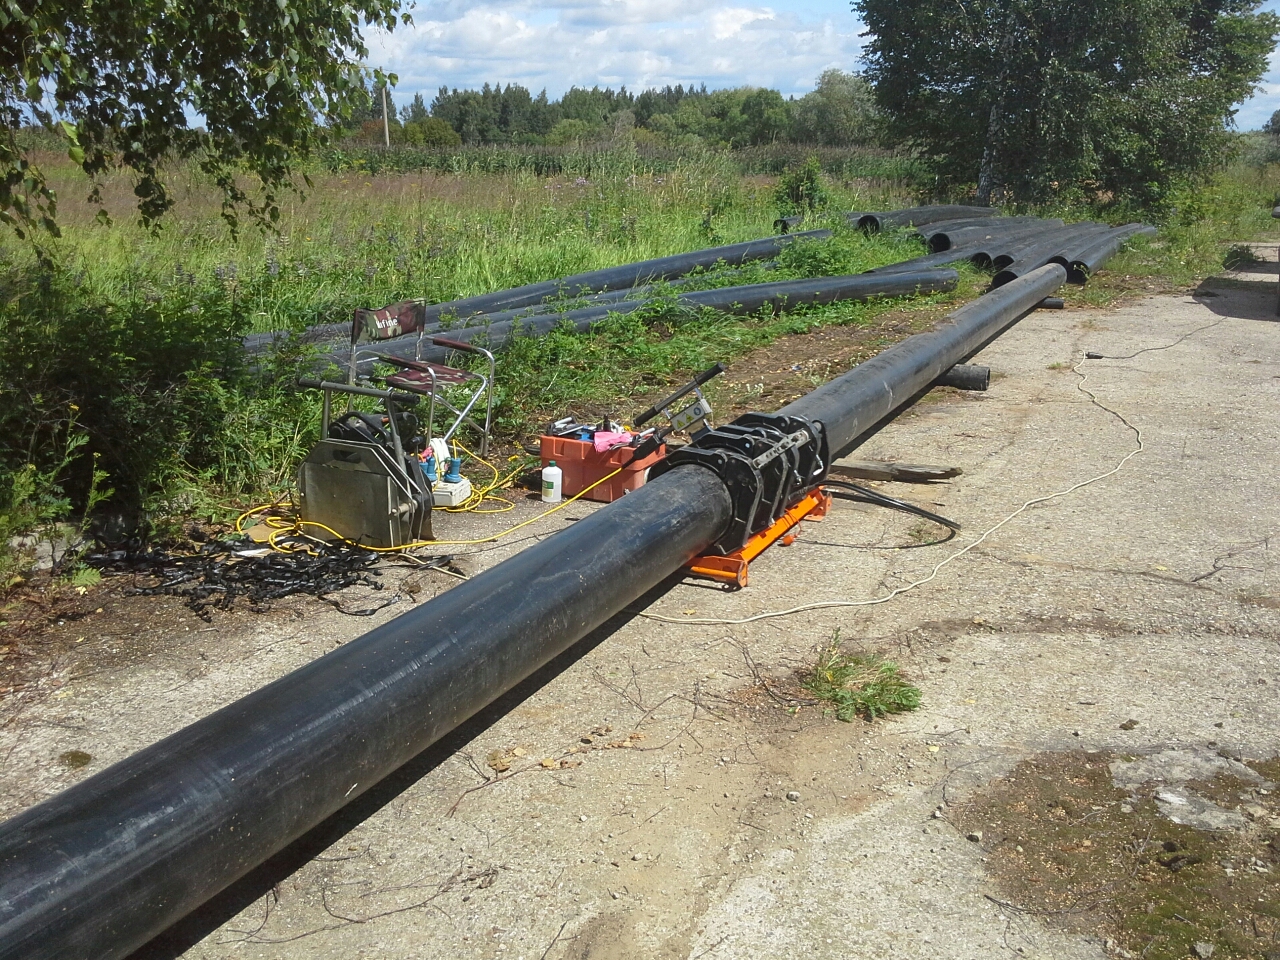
[{"x1": 541, "y1": 460, "x2": 563, "y2": 503}]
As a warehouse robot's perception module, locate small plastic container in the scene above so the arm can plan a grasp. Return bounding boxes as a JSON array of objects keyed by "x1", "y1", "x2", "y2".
[{"x1": 541, "y1": 460, "x2": 563, "y2": 503}]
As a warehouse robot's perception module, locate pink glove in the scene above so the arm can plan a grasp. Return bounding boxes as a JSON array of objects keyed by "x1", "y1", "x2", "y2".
[{"x1": 593, "y1": 431, "x2": 633, "y2": 452}]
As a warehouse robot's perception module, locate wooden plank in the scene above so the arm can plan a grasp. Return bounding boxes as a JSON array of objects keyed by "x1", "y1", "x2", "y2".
[{"x1": 828, "y1": 460, "x2": 962, "y2": 484}]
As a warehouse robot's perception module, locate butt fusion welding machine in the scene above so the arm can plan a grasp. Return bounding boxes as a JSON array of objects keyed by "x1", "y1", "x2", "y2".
[
  {"x1": 295, "y1": 378, "x2": 433, "y2": 549},
  {"x1": 632, "y1": 363, "x2": 834, "y2": 588},
  {"x1": 291, "y1": 300, "x2": 496, "y2": 548}
]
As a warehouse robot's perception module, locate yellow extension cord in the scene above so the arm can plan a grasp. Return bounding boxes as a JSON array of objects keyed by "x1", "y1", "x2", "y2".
[{"x1": 235, "y1": 444, "x2": 624, "y2": 554}]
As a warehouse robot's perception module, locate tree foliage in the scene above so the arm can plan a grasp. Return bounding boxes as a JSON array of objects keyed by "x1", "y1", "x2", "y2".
[
  {"x1": 790, "y1": 70, "x2": 879, "y2": 147},
  {"x1": 0, "y1": 0, "x2": 409, "y2": 238},
  {"x1": 420, "y1": 78, "x2": 877, "y2": 149},
  {"x1": 854, "y1": 0, "x2": 1280, "y2": 204}
]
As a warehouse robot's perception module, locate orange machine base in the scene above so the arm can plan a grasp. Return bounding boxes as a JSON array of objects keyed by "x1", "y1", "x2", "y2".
[{"x1": 686, "y1": 488, "x2": 832, "y2": 588}]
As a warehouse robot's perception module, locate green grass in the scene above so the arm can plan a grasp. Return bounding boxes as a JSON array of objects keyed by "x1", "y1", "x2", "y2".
[
  {"x1": 20, "y1": 147, "x2": 916, "y2": 337},
  {"x1": 802, "y1": 637, "x2": 922, "y2": 721}
]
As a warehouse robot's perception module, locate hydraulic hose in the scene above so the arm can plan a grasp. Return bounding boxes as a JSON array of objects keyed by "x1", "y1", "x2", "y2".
[{"x1": 0, "y1": 264, "x2": 1068, "y2": 960}]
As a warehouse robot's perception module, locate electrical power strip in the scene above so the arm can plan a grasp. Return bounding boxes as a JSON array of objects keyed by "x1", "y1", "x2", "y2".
[{"x1": 432, "y1": 477, "x2": 473, "y2": 508}]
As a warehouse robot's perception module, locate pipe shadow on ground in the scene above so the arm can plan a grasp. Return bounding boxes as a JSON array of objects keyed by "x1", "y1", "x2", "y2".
[
  {"x1": 124, "y1": 574, "x2": 686, "y2": 960},
  {"x1": 1191, "y1": 284, "x2": 1279, "y2": 322}
]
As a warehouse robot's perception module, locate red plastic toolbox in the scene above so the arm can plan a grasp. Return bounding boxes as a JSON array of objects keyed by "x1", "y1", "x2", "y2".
[{"x1": 539, "y1": 435, "x2": 666, "y2": 503}]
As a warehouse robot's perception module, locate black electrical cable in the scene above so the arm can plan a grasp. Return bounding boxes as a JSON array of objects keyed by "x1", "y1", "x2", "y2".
[{"x1": 821, "y1": 479, "x2": 961, "y2": 540}]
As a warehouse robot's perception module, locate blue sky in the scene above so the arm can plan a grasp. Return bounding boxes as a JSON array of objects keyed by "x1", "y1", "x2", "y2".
[{"x1": 368, "y1": 0, "x2": 1280, "y2": 128}]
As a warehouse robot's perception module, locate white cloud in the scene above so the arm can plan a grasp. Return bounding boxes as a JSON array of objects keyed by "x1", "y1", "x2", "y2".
[
  {"x1": 709, "y1": 7, "x2": 775, "y2": 40},
  {"x1": 367, "y1": 0, "x2": 864, "y2": 101},
  {"x1": 1235, "y1": 44, "x2": 1279, "y2": 130}
]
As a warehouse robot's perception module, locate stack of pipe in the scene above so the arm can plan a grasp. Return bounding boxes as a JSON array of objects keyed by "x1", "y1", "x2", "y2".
[
  {"x1": 872, "y1": 214, "x2": 1155, "y2": 287},
  {"x1": 244, "y1": 231, "x2": 833, "y2": 355},
  {"x1": 245, "y1": 206, "x2": 1154, "y2": 365},
  {"x1": 341, "y1": 269, "x2": 960, "y2": 374}
]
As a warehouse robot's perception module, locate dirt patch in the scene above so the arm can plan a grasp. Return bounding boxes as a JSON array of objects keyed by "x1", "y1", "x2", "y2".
[
  {"x1": 716, "y1": 307, "x2": 943, "y2": 417},
  {"x1": 956, "y1": 750, "x2": 1280, "y2": 960}
]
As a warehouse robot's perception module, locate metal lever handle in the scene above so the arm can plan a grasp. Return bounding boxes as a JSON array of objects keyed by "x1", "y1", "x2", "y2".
[
  {"x1": 297, "y1": 378, "x2": 419, "y2": 404},
  {"x1": 633, "y1": 362, "x2": 726, "y2": 427}
]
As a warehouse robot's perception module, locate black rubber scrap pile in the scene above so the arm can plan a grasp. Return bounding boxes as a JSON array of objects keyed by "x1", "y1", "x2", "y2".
[{"x1": 87, "y1": 540, "x2": 389, "y2": 619}]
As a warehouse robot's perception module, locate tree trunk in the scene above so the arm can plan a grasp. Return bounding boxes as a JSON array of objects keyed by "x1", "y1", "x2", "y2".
[
  {"x1": 381, "y1": 85, "x2": 390, "y2": 148},
  {"x1": 977, "y1": 11, "x2": 1018, "y2": 206},
  {"x1": 976, "y1": 100, "x2": 1005, "y2": 205}
]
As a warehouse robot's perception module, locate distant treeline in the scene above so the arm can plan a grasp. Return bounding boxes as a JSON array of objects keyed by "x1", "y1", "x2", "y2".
[
  {"x1": 322, "y1": 142, "x2": 923, "y2": 183},
  {"x1": 341, "y1": 71, "x2": 879, "y2": 150}
]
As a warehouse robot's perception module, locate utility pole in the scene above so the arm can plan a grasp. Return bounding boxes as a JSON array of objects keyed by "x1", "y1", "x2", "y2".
[{"x1": 381, "y1": 84, "x2": 390, "y2": 148}]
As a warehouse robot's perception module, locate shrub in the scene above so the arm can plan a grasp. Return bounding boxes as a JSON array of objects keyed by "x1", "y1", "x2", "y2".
[
  {"x1": 774, "y1": 156, "x2": 832, "y2": 216},
  {"x1": 0, "y1": 260, "x2": 318, "y2": 542}
]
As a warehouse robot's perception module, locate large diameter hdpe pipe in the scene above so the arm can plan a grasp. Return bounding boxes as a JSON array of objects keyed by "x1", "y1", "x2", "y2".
[
  {"x1": 414, "y1": 230, "x2": 831, "y2": 324},
  {"x1": 856, "y1": 205, "x2": 995, "y2": 233},
  {"x1": 868, "y1": 219, "x2": 1064, "y2": 275},
  {"x1": 990, "y1": 224, "x2": 1113, "y2": 287},
  {"x1": 780, "y1": 263, "x2": 1068, "y2": 457},
  {"x1": 925, "y1": 218, "x2": 1060, "y2": 254},
  {"x1": 345, "y1": 269, "x2": 959, "y2": 371},
  {"x1": 0, "y1": 264, "x2": 1066, "y2": 960},
  {"x1": 243, "y1": 232, "x2": 829, "y2": 355},
  {"x1": 0, "y1": 467, "x2": 735, "y2": 960},
  {"x1": 417, "y1": 261, "x2": 772, "y2": 333},
  {"x1": 1066, "y1": 224, "x2": 1157, "y2": 284},
  {"x1": 990, "y1": 222, "x2": 1107, "y2": 271}
]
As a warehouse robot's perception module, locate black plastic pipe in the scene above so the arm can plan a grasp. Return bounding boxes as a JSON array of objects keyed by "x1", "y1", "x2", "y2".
[
  {"x1": 255, "y1": 270, "x2": 766, "y2": 358},
  {"x1": 936, "y1": 363, "x2": 990, "y2": 391},
  {"x1": 925, "y1": 218, "x2": 1059, "y2": 254},
  {"x1": 414, "y1": 230, "x2": 832, "y2": 325},
  {"x1": 856, "y1": 205, "x2": 996, "y2": 233},
  {"x1": 243, "y1": 233, "x2": 829, "y2": 355},
  {"x1": 418, "y1": 262, "x2": 770, "y2": 334},
  {"x1": 916, "y1": 215, "x2": 1039, "y2": 239},
  {"x1": 0, "y1": 467, "x2": 735, "y2": 960},
  {"x1": 0, "y1": 263, "x2": 1067, "y2": 960},
  {"x1": 989, "y1": 224, "x2": 1114, "y2": 286},
  {"x1": 343, "y1": 269, "x2": 960, "y2": 372},
  {"x1": 1066, "y1": 224, "x2": 1158, "y2": 284},
  {"x1": 780, "y1": 263, "x2": 1067, "y2": 457},
  {"x1": 868, "y1": 220, "x2": 1063, "y2": 275},
  {"x1": 990, "y1": 222, "x2": 1108, "y2": 270}
]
